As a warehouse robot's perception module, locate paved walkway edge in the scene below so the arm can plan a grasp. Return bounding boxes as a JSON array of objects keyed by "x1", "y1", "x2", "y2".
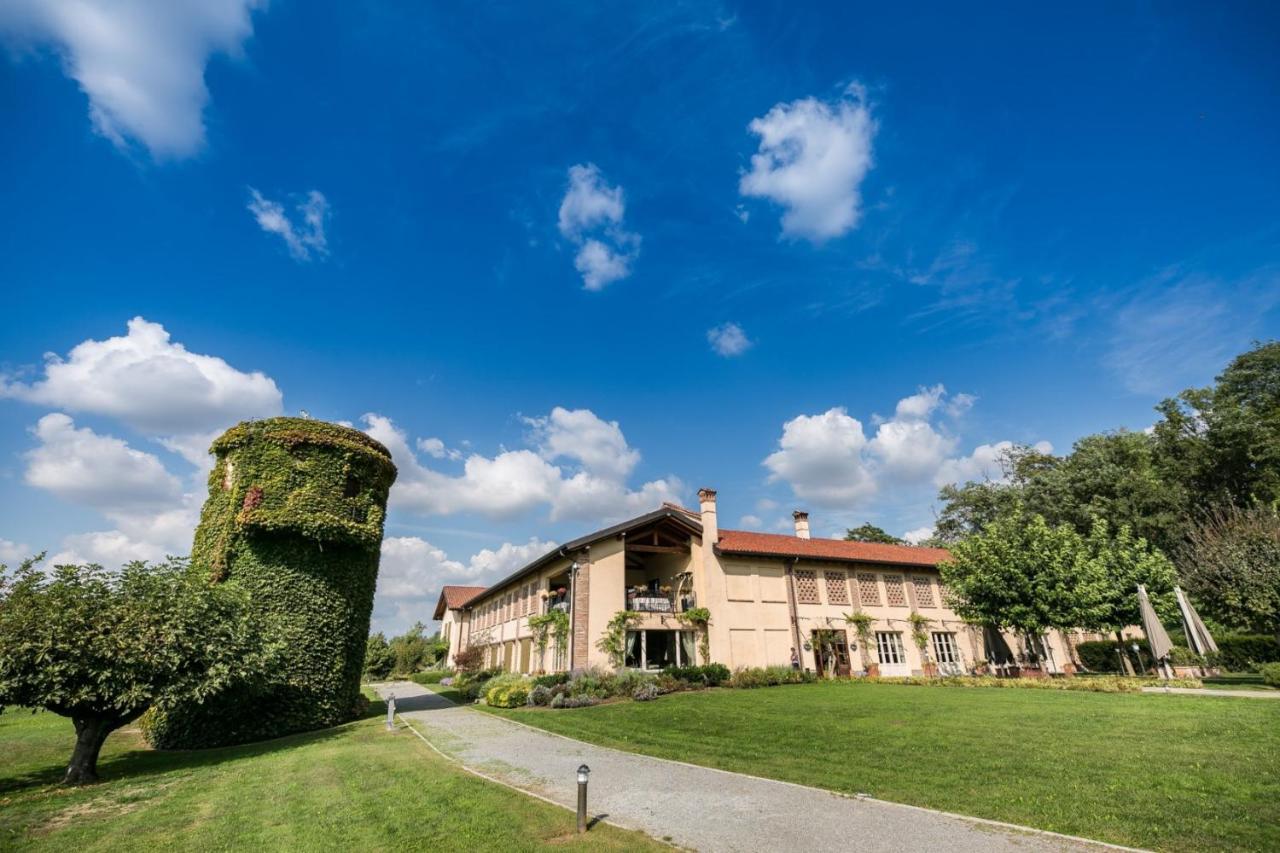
[
  {"x1": 393, "y1": 711, "x2": 663, "y2": 843},
  {"x1": 477, "y1": 705, "x2": 1144, "y2": 853}
]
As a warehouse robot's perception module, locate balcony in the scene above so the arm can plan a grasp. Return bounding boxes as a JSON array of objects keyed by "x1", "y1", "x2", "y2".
[{"x1": 626, "y1": 587, "x2": 695, "y2": 614}]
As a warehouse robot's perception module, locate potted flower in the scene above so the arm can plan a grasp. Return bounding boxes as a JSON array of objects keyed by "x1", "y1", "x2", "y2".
[
  {"x1": 539, "y1": 589, "x2": 550, "y2": 599},
  {"x1": 658, "y1": 584, "x2": 672, "y2": 595}
]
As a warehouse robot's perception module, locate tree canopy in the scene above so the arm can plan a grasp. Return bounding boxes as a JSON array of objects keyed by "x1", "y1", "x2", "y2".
[
  {"x1": 844, "y1": 523, "x2": 902, "y2": 544},
  {"x1": 0, "y1": 557, "x2": 270, "y2": 784}
]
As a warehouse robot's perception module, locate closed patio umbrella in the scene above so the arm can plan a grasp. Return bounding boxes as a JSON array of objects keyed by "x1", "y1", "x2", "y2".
[
  {"x1": 1137, "y1": 584, "x2": 1175, "y2": 680},
  {"x1": 1175, "y1": 586, "x2": 1218, "y2": 656},
  {"x1": 982, "y1": 624, "x2": 1016, "y2": 674}
]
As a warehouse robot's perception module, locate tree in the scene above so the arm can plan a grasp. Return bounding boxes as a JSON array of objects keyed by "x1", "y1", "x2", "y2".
[
  {"x1": 939, "y1": 511, "x2": 1107, "y2": 637},
  {"x1": 363, "y1": 632, "x2": 394, "y2": 679},
  {"x1": 1180, "y1": 504, "x2": 1280, "y2": 639},
  {"x1": 388, "y1": 622, "x2": 433, "y2": 675},
  {"x1": 0, "y1": 558, "x2": 269, "y2": 784},
  {"x1": 933, "y1": 479, "x2": 1023, "y2": 544},
  {"x1": 844, "y1": 523, "x2": 902, "y2": 544}
]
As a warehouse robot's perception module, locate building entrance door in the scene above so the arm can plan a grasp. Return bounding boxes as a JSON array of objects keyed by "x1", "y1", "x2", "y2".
[{"x1": 812, "y1": 629, "x2": 851, "y2": 677}]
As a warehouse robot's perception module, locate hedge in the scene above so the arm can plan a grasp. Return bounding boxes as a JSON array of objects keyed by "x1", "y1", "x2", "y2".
[
  {"x1": 1211, "y1": 635, "x2": 1280, "y2": 671},
  {"x1": 1076, "y1": 639, "x2": 1152, "y2": 673},
  {"x1": 143, "y1": 417, "x2": 396, "y2": 749},
  {"x1": 410, "y1": 670, "x2": 453, "y2": 685},
  {"x1": 863, "y1": 675, "x2": 1203, "y2": 692},
  {"x1": 1259, "y1": 663, "x2": 1280, "y2": 688}
]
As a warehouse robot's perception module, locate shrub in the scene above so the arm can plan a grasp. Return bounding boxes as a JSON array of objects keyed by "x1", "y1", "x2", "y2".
[
  {"x1": 453, "y1": 667, "x2": 502, "y2": 702},
  {"x1": 860, "y1": 675, "x2": 1203, "y2": 692},
  {"x1": 409, "y1": 670, "x2": 452, "y2": 685},
  {"x1": 662, "y1": 663, "x2": 731, "y2": 687},
  {"x1": 453, "y1": 646, "x2": 484, "y2": 674},
  {"x1": 555, "y1": 695, "x2": 600, "y2": 709},
  {"x1": 701, "y1": 663, "x2": 731, "y2": 685},
  {"x1": 656, "y1": 673, "x2": 685, "y2": 694},
  {"x1": 727, "y1": 666, "x2": 815, "y2": 688},
  {"x1": 532, "y1": 672, "x2": 571, "y2": 688},
  {"x1": 484, "y1": 675, "x2": 532, "y2": 708},
  {"x1": 611, "y1": 670, "x2": 657, "y2": 696},
  {"x1": 1210, "y1": 635, "x2": 1280, "y2": 671},
  {"x1": 633, "y1": 683, "x2": 660, "y2": 701},
  {"x1": 1076, "y1": 639, "x2": 1152, "y2": 673},
  {"x1": 1259, "y1": 662, "x2": 1280, "y2": 688},
  {"x1": 527, "y1": 684, "x2": 553, "y2": 706},
  {"x1": 363, "y1": 632, "x2": 394, "y2": 680}
]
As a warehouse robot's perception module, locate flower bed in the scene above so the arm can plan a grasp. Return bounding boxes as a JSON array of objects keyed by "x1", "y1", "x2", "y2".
[{"x1": 860, "y1": 675, "x2": 1204, "y2": 693}]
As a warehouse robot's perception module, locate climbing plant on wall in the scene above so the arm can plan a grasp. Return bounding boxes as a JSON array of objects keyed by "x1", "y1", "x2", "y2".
[
  {"x1": 142, "y1": 417, "x2": 397, "y2": 749},
  {"x1": 677, "y1": 606, "x2": 712, "y2": 665},
  {"x1": 596, "y1": 610, "x2": 642, "y2": 669},
  {"x1": 528, "y1": 610, "x2": 569, "y2": 665}
]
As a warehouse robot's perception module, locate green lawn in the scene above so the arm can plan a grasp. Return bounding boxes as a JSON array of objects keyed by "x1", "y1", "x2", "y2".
[
  {"x1": 486, "y1": 682, "x2": 1279, "y2": 851},
  {"x1": 0, "y1": 694, "x2": 661, "y2": 851},
  {"x1": 1203, "y1": 672, "x2": 1278, "y2": 691}
]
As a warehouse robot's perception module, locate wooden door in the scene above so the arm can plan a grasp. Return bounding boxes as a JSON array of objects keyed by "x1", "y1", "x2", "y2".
[{"x1": 832, "y1": 629, "x2": 851, "y2": 676}]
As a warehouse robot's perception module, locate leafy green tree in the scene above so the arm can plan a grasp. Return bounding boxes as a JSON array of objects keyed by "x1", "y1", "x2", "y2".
[
  {"x1": 939, "y1": 511, "x2": 1107, "y2": 637},
  {"x1": 1180, "y1": 505, "x2": 1280, "y2": 639},
  {"x1": 1078, "y1": 518, "x2": 1178, "y2": 634},
  {"x1": 363, "y1": 632, "x2": 394, "y2": 679},
  {"x1": 933, "y1": 479, "x2": 1023, "y2": 544},
  {"x1": 388, "y1": 622, "x2": 434, "y2": 675},
  {"x1": 1153, "y1": 341, "x2": 1280, "y2": 513},
  {"x1": 0, "y1": 558, "x2": 269, "y2": 784},
  {"x1": 844, "y1": 523, "x2": 902, "y2": 544}
]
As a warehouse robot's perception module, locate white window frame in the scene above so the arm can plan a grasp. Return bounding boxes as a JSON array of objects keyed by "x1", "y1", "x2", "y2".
[
  {"x1": 931, "y1": 632, "x2": 959, "y2": 664},
  {"x1": 626, "y1": 629, "x2": 695, "y2": 671},
  {"x1": 875, "y1": 631, "x2": 906, "y2": 665}
]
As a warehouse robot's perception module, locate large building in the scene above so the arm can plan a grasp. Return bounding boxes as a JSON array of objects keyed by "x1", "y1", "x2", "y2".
[{"x1": 432, "y1": 489, "x2": 1084, "y2": 676}]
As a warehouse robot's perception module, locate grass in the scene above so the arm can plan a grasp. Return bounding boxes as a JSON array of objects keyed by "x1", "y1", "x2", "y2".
[
  {"x1": 0, "y1": 692, "x2": 662, "y2": 851},
  {"x1": 1203, "y1": 672, "x2": 1278, "y2": 691},
  {"x1": 485, "y1": 681, "x2": 1280, "y2": 851}
]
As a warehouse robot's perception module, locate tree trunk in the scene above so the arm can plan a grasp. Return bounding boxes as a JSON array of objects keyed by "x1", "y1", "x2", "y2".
[
  {"x1": 1115, "y1": 631, "x2": 1135, "y2": 676},
  {"x1": 65, "y1": 716, "x2": 115, "y2": 785}
]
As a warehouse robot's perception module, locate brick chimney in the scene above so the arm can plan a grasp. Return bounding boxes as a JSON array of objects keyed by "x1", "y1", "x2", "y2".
[
  {"x1": 793, "y1": 510, "x2": 811, "y2": 539},
  {"x1": 698, "y1": 488, "x2": 718, "y2": 544}
]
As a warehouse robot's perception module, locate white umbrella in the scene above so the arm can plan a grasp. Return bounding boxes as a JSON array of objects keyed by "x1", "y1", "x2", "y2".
[
  {"x1": 1175, "y1": 586, "x2": 1218, "y2": 656},
  {"x1": 1137, "y1": 584, "x2": 1175, "y2": 680}
]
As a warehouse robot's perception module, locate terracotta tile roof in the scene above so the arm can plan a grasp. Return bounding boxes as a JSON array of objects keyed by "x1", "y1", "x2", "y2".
[
  {"x1": 717, "y1": 529, "x2": 950, "y2": 568},
  {"x1": 432, "y1": 585, "x2": 487, "y2": 620}
]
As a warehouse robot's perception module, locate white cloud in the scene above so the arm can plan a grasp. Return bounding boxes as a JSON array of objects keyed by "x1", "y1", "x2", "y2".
[
  {"x1": 707, "y1": 322, "x2": 753, "y2": 357},
  {"x1": 25, "y1": 414, "x2": 182, "y2": 513},
  {"x1": 574, "y1": 239, "x2": 631, "y2": 290},
  {"x1": 0, "y1": 316, "x2": 283, "y2": 439},
  {"x1": 934, "y1": 440, "x2": 1053, "y2": 488},
  {"x1": 248, "y1": 188, "x2": 330, "y2": 261},
  {"x1": 739, "y1": 83, "x2": 876, "y2": 242},
  {"x1": 557, "y1": 163, "x2": 640, "y2": 290},
  {"x1": 764, "y1": 408, "x2": 876, "y2": 507},
  {"x1": 764, "y1": 386, "x2": 1049, "y2": 510},
  {"x1": 373, "y1": 536, "x2": 554, "y2": 634},
  {"x1": 0, "y1": 0, "x2": 262, "y2": 159},
  {"x1": 417, "y1": 437, "x2": 461, "y2": 461},
  {"x1": 0, "y1": 538, "x2": 33, "y2": 563},
  {"x1": 901, "y1": 526, "x2": 935, "y2": 545},
  {"x1": 738, "y1": 514, "x2": 763, "y2": 528},
  {"x1": 363, "y1": 410, "x2": 683, "y2": 524}
]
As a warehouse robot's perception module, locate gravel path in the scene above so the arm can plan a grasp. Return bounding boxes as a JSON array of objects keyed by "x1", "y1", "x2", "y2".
[{"x1": 374, "y1": 681, "x2": 1128, "y2": 853}]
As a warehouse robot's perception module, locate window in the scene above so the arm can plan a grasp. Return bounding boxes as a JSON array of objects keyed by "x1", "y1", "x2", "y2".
[
  {"x1": 343, "y1": 473, "x2": 361, "y2": 498},
  {"x1": 931, "y1": 632, "x2": 959, "y2": 665},
  {"x1": 912, "y1": 576, "x2": 936, "y2": 608},
  {"x1": 824, "y1": 571, "x2": 850, "y2": 605},
  {"x1": 624, "y1": 630, "x2": 697, "y2": 670},
  {"x1": 794, "y1": 570, "x2": 820, "y2": 604},
  {"x1": 883, "y1": 574, "x2": 908, "y2": 607},
  {"x1": 875, "y1": 632, "x2": 906, "y2": 665},
  {"x1": 856, "y1": 572, "x2": 881, "y2": 606}
]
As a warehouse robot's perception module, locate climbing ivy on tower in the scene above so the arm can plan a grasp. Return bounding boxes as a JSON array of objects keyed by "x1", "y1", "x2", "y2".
[{"x1": 142, "y1": 417, "x2": 397, "y2": 748}]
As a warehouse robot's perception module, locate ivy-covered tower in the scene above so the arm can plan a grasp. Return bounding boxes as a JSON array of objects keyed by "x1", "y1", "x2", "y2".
[{"x1": 145, "y1": 417, "x2": 397, "y2": 748}]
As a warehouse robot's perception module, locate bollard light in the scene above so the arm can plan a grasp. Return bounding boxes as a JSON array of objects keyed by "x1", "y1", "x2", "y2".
[
  {"x1": 386, "y1": 694, "x2": 396, "y2": 731},
  {"x1": 576, "y1": 764, "x2": 590, "y2": 833}
]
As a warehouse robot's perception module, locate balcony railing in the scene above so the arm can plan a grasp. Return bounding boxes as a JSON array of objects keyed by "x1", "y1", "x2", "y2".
[{"x1": 626, "y1": 592, "x2": 695, "y2": 614}]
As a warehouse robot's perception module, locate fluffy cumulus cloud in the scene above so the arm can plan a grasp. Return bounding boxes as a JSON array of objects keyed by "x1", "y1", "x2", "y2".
[
  {"x1": 764, "y1": 385, "x2": 1049, "y2": 510},
  {"x1": 739, "y1": 83, "x2": 876, "y2": 242},
  {"x1": 25, "y1": 414, "x2": 182, "y2": 513},
  {"x1": 373, "y1": 536, "x2": 554, "y2": 634},
  {"x1": 933, "y1": 439, "x2": 1053, "y2": 488},
  {"x1": 557, "y1": 163, "x2": 640, "y2": 290},
  {"x1": 248, "y1": 188, "x2": 330, "y2": 261},
  {"x1": 0, "y1": 0, "x2": 262, "y2": 159},
  {"x1": 0, "y1": 317, "x2": 283, "y2": 440},
  {"x1": 0, "y1": 538, "x2": 33, "y2": 564},
  {"x1": 362, "y1": 407, "x2": 683, "y2": 524},
  {"x1": 901, "y1": 525, "x2": 935, "y2": 545},
  {"x1": 707, "y1": 322, "x2": 753, "y2": 357},
  {"x1": 4, "y1": 318, "x2": 283, "y2": 567}
]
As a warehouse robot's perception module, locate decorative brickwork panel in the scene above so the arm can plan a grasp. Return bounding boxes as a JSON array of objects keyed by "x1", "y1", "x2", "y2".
[
  {"x1": 856, "y1": 572, "x2": 881, "y2": 606},
  {"x1": 912, "y1": 576, "x2": 937, "y2": 608},
  {"x1": 572, "y1": 562, "x2": 590, "y2": 666},
  {"x1": 825, "y1": 571, "x2": 850, "y2": 605},
  {"x1": 884, "y1": 574, "x2": 908, "y2": 607},
  {"x1": 794, "y1": 569, "x2": 820, "y2": 604}
]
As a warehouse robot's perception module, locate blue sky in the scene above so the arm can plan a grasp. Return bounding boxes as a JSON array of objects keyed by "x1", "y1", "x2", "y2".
[{"x1": 2, "y1": 2, "x2": 1278, "y2": 633}]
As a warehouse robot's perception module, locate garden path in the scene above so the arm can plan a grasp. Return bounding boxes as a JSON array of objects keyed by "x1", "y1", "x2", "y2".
[{"x1": 374, "y1": 681, "x2": 1128, "y2": 853}]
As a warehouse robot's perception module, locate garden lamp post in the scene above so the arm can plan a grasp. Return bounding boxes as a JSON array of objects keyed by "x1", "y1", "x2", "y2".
[
  {"x1": 576, "y1": 764, "x2": 590, "y2": 833},
  {"x1": 1131, "y1": 642, "x2": 1144, "y2": 675}
]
